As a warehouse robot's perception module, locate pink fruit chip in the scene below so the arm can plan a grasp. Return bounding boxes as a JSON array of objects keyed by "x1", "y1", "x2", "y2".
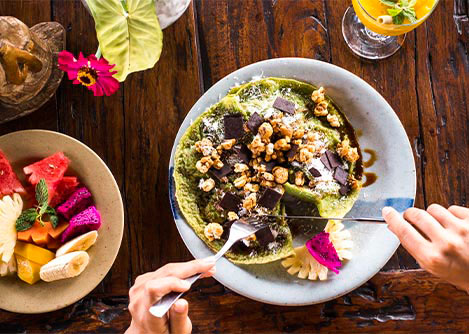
[
  {"x1": 61, "y1": 206, "x2": 101, "y2": 243},
  {"x1": 57, "y1": 187, "x2": 92, "y2": 219},
  {"x1": 305, "y1": 231, "x2": 341, "y2": 274}
]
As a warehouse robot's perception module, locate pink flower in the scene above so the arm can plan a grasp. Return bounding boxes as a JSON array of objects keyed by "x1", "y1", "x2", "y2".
[
  {"x1": 306, "y1": 231, "x2": 341, "y2": 274},
  {"x1": 58, "y1": 51, "x2": 119, "y2": 97}
]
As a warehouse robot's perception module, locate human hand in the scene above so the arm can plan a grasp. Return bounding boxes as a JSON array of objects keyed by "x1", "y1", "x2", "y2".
[
  {"x1": 383, "y1": 204, "x2": 469, "y2": 291},
  {"x1": 126, "y1": 258, "x2": 216, "y2": 334}
]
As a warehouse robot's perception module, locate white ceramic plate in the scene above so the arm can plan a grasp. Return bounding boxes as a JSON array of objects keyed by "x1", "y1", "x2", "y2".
[
  {"x1": 0, "y1": 130, "x2": 124, "y2": 313},
  {"x1": 169, "y1": 58, "x2": 416, "y2": 305}
]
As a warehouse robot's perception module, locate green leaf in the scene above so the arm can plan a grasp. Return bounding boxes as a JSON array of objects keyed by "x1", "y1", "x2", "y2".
[
  {"x1": 408, "y1": 0, "x2": 417, "y2": 7},
  {"x1": 49, "y1": 215, "x2": 59, "y2": 228},
  {"x1": 45, "y1": 206, "x2": 57, "y2": 215},
  {"x1": 392, "y1": 13, "x2": 405, "y2": 24},
  {"x1": 380, "y1": 0, "x2": 398, "y2": 7},
  {"x1": 16, "y1": 208, "x2": 38, "y2": 231},
  {"x1": 35, "y1": 179, "x2": 49, "y2": 208},
  {"x1": 400, "y1": 0, "x2": 409, "y2": 7},
  {"x1": 85, "y1": 0, "x2": 163, "y2": 82},
  {"x1": 403, "y1": 8, "x2": 417, "y2": 23},
  {"x1": 387, "y1": 8, "x2": 403, "y2": 17}
]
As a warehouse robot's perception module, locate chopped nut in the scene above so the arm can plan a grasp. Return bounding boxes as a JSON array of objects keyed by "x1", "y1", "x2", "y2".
[
  {"x1": 242, "y1": 193, "x2": 257, "y2": 211},
  {"x1": 349, "y1": 175, "x2": 360, "y2": 190},
  {"x1": 306, "y1": 131, "x2": 320, "y2": 143},
  {"x1": 311, "y1": 86, "x2": 326, "y2": 103},
  {"x1": 221, "y1": 138, "x2": 236, "y2": 150},
  {"x1": 265, "y1": 154, "x2": 272, "y2": 162},
  {"x1": 221, "y1": 176, "x2": 229, "y2": 183},
  {"x1": 244, "y1": 183, "x2": 260, "y2": 193},
  {"x1": 274, "y1": 138, "x2": 291, "y2": 151},
  {"x1": 216, "y1": 145, "x2": 223, "y2": 154},
  {"x1": 195, "y1": 138, "x2": 214, "y2": 156},
  {"x1": 327, "y1": 114, "x2": 340, "y2": 127},
  {"x1": 279, "y1": 124, "x2": 293, "y2": 138},
  {"x1": 337, "y1": 139, "x2": 359, "y2": 163},
  {"x1": 299, "y1": 148, "x2": 314, "y2": 163},
  {"x1": 234, "y1": 163, "x2": 249, "y2": 173},
  {"x1": 248, "y1": 135, "x2": 266, "y2": 156},
  {"x1": 273, "y1": 166, "x2": 289, "y2": 184},
  {"x1": 266, "y1": 143, "x2": 274, "y2": 156},
  {"x1": 204, "y1": 223, "x2": 223, "y2": 241},
  {"x1": 245, "y1": 234, "x2": 257, "y2": 242},
  {"x1": 200, "y1": 178, "x2": 215, "y2": 192},
  {"x1": 258, "y1": 122, "x2": 273, "y2": 143},
  {"x1": 295, "y1": 171, "x2": 305, "y2": 186},
  {"x1": 314, "y1": 101, "x2": 329, "y2": 117},
  {"x1": 260, "y1": 180, "x2": 276, "y2": 188},
  {"x1": 234, "y1": 174, "x2": 249, "y2": 189},
  {"x1": 227, "y1": 211, "x2": 239, "y2": 221},
  {"x1": 262, "y1": 172, "x2": 275, "y2": 182},
  {"x1": 293, "y1": 128, "x2": 305, "y2": 139},
  {"x1": 213, "y1": 159, "x2": 224, "y2": 170},
  {"x1": 196, "y1": 160, "x2": 209, "y2": 174}
]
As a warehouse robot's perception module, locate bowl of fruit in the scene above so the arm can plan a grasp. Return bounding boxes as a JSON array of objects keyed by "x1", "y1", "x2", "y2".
[{"x1": 0, "y1": 130, "x2": 124, "y2": 314}]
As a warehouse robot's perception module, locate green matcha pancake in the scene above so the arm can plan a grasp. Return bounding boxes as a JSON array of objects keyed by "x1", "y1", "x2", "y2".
[{"x1": 174, "y1": 78, "x2": 362, "y2": 264}]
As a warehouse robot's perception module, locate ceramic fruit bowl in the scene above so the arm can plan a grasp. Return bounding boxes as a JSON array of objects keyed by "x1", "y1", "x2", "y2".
[{"x1": 0, "y1": 130, "x2": 124, "y2": 314}]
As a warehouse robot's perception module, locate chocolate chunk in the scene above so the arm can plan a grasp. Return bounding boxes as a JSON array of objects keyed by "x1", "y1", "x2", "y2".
[
  {"x1": 339, "y1": 184, "x2": 350, "y2": 196},
  {"x1": 333, "y1": 167, "x2": 348, "y2": 186},
  {"x1": 233, "y1": 144, "x2": 251, "y2": 164},
  {"x1": 320, "y1": 153, "x2": 332, "y2": 170},
  {"x1": 258, "y1": 188, "x2": 283, "y2": 210},
  {"x1": 247, "y1": 112, "x2": 264, "y2": 134},
  {"x1": 285, "y1": 144, "x2": 299, "y2": 160},
  {"x1": 224, "y1": 114, "x2": 245, "y2": 139},
  {"x1": 209, "y1": 164, "x2": 232, "y2": 180},
  {"x1": 262, "y1": 160, "x2": 277, "y2": 172},
  {"x1": 256, "y1": 226, "x2": 276, "y2": 247},
  {"x1": 219, "y1": 193, "x2": 241, "y2": 211},
  {"x1": 325, "y1": 150, "x2": 342, "y2": 169},
  {"x1": 273, "y1": 97, "x2": 296, "y2": 115},
  {"x1": 309, "y1": 167, "x2": 321, "y2": 177}
]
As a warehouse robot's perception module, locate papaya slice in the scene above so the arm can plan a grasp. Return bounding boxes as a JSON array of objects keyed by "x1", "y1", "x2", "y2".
[
  {"x1": 48, "y1": 222, "x2": 69, "y2": 240},
  {"x1": 17, "y1": 221, "x2": 69, "y2": 247}
]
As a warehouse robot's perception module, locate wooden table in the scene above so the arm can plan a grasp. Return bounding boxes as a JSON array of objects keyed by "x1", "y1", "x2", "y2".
[{"x1": 0, "y1": 0, "x2": 468, "y2": 332}]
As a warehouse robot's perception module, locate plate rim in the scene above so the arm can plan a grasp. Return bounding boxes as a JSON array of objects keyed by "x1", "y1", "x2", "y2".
[
  {"x1": 169, "y1": 58, "x2": 416, "y2": 305},
  {"x1": 0, "y1": 129, "x2": 125, "y2": 314}
]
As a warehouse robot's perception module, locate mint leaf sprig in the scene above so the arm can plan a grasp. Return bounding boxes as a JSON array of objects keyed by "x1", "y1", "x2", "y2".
[
  {"x1": 16, "y1": 179, "x2": 59, "y2": 231},
  {"x1": 380, "y1": 0, "x2": 417, "y2": 25}
]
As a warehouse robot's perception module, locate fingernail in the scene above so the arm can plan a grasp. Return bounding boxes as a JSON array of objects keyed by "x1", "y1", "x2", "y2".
[
  {"x1": 382, "y1": 206, "x2": 393, "y2": 217},
  {"x1": 182, "y1": 280, "x2": 191, "y2": 289},
  {"x1": 174, "y1": 300, "x2": 187, "y2": 313},
  {"x1": 203, "y1": 256, "x2": 216, "y2": 264}
]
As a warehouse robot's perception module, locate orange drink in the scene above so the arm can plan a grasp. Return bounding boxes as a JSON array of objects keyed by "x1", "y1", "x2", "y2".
[{"x1": 352, "y1": 0, "x2": 438, "y2": 35}]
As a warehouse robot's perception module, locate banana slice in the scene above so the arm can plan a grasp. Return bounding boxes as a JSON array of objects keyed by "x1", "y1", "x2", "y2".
[
  {"x1": 55, "y1": 231, "x2": 98, "y2": 257},
  {"x1": 40, "y1": 251, "x2": 89, "y2": 282}
]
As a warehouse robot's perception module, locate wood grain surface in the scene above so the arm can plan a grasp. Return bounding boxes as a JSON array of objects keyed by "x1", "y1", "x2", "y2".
[{"x1": 0, "y1": 0, "x2": 468, "y2": 333}]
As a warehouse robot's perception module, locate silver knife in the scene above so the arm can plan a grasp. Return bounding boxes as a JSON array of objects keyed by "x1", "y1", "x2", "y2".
[{"x1": 265, "y1": 215, "x2": 386, "y2": 223}]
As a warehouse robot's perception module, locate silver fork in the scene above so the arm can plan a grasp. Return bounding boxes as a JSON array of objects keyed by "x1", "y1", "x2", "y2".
[{"x1": 149, "y1": 219, "x2": 268, "y2": 318}]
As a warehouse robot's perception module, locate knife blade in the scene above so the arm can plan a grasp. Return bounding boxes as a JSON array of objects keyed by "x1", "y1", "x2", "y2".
[{"x1": 264, "y1": 215, "x2": 386, "y2": 223}]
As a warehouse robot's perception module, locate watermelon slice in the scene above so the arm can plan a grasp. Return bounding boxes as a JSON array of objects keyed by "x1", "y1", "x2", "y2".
[
  {"x1": 23, "y1": 152, "x2": 70, "y2": 200},
  {"x1": 0, "y1": 150, "x2": 25, "y2": 197},
  {"x1": 49, "y1": 176, "x2": 80, "y2": 208}
]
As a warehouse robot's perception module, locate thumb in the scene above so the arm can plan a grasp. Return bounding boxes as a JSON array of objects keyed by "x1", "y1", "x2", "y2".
[{"x1": 169, "y1": 299, "x2": 192, "y2": 334}]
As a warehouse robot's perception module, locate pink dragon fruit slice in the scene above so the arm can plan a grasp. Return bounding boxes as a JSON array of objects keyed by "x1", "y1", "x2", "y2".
[
  {"x1": 61, "y1": 206, "x2": 102, "y2": 243},
  {"x1": 57, "y1": 187, "x2": 93, "y2": 219},
  {"x1": 305, "y1": 231, "x2": 341, "y2": 274}
]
